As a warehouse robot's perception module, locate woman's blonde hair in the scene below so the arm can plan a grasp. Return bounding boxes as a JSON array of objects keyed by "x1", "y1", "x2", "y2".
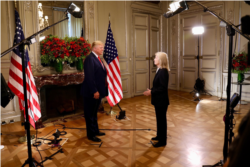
[
  {"x1": 92, "y1": 40, "x2": 103, "y2": 50},
  {"x1": 155, "y1": 52, "x2": 170, "y2": 71}
]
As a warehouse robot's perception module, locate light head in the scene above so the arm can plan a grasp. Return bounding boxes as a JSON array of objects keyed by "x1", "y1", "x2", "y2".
[
  {"x1": 163, "y1": 0, "x2": 189, "y2": 19},
  {"x1": 67, "y1": 3, "x2": 83, "y2": 18}
]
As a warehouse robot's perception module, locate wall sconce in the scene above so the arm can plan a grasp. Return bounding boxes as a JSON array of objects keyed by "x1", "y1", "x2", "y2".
[
  {"x1": 38, "y1": 3, "x2": 49, "y2": 30},
  {"x1": 38, "y1": 3, "x2": 49, "y2": 41}
]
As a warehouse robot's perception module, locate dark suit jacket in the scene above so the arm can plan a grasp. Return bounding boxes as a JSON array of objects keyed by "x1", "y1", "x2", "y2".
[
  {"x1": 81, "y1": 52, "x2": 108, "y2": 98},
  {"x1": 151, "y1": 68, "x2": 169, "y2": 106}
]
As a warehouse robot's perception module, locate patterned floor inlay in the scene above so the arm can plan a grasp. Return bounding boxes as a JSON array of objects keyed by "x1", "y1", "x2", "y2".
[{"x1": 1, "y1": 90, "x2": 249, "y2": 167}]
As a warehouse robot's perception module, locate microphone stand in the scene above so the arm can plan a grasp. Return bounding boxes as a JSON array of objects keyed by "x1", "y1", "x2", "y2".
[
  {"x1": 192, "y1": 1, "x2": 250, "y2": 166},
  {"x1": 1, "y1": 16, "x2": 69, "y2": 167}
]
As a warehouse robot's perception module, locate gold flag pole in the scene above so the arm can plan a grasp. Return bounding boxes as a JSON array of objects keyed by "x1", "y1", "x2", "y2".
[{"x1": 105, "y1": 13, "x2": 116, "y2": 116}]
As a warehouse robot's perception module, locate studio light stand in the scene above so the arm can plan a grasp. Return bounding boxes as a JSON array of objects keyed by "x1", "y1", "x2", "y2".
[
  {"x1": 1, "y1": 17, "x2": 69, "y2": 167},
  {"x1": 190, "y1": 1, "x2": 250, "y2": 166},
  {"x1": 190, "y1": 26, "x2": 212, "y2": 101},
  {"x1": 163, "y1": 0, "x2": 250, "y2": 166},
  {"x1": 0, "y1": 3, "x2": 83, "y2": 167}
]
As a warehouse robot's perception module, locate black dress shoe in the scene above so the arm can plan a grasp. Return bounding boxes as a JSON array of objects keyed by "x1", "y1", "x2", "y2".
[
  {"x1": 96, "y1": 132, "x2": 105, "y2": 136},
  {"x1": 88, "y1": 136, "x2": 101, "y2": 142},
  {"x1": 151, "y1": 136, "x2": 159, "y2": 140},
  {"x1": 153, "y1": 142, "x2": 166, "y2": 148}
]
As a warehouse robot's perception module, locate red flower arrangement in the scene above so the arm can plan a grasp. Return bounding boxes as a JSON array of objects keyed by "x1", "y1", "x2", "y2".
[
  {"x1": 40, "y1": 35, "x2": 70, "y2": 64},
  {"x1": 41, "y1": 35, "x2": 91, "y2": 66},
  {"x1": 232, "y1": 52, "x2": 250, "y2": 74},
  {"x1": 66, "y1": 37, "x2": 91, "y2": 63}
]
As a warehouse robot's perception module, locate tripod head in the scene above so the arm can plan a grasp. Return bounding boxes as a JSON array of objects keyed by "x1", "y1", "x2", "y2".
[{"x1": 50, "y1": 129, "x2": 67, "y2": 145}]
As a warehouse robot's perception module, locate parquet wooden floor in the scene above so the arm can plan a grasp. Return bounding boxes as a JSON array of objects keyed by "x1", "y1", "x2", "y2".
[{"x1": 1, "y1": 90, "x2": 250, "y2": 167}]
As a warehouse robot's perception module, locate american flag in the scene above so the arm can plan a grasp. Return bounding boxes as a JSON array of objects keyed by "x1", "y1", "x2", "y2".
[
  {"x1": 8, "y1": 10, "x2": 41, "y2": 128},
  {"x1": 103, "y1": 23, "x2": 123, "y2": 107}
]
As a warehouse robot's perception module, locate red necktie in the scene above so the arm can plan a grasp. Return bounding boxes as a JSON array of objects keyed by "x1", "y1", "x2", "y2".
[
  {"x1": 98, "y1": 56, "x2": 108, "y2": 85},
  {"x1": 98, "y1": 56, "x2": 104, "y2": 68}
]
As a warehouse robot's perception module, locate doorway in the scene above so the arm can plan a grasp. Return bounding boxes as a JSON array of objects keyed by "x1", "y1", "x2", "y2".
[
  {"x1": 133, "y1": 13, "x2": 161, "y2": 96},
  {"x1": 179, "y1": 12, "x2": 221, "y2": 96}
]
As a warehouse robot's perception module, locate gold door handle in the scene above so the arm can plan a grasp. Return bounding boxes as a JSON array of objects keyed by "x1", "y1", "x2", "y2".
[
  {"x1": 146, "y1": 56, "x2": 155, "y2": 60},
  {"x1": 194, "y1": 56, "x2": 203, "y2": 59}
]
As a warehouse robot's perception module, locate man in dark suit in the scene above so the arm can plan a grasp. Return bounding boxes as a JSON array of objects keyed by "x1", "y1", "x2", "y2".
[
  {"x1": 143, "y1": 52, "x2": 170, "y2": 147},
  {"x1": 81, "y1": 41, "x2": 108, "y2": 142}
]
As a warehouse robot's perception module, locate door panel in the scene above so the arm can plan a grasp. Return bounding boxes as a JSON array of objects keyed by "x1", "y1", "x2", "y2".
[
  {"x1": 149, "y1": 15, "x2": 160, "y2": 88},
  {"x1": 201, "y1": 71, "x2": 216, "y2": 91},
  {"x1": 183, "y1": 70, "x2": 196, "y2": 90},
  {"x1": 180, "y1": 12, "x2": 220, "y2": 95},
  {"x1": 133, "y1": 13, "x2": 149, "y2": 95},
  {"x1": 135, "y1": 60, "x2": 148, "y2": 70},
  {"x1": 135, "y1": 28, "x2": 148, "y2": 57},
  {"x1": 135, "y1": 73, "x2": 148, "y2": 93},
  {"x1": 202, "y1": 26, "x2": 217, "y2": 56},
  {"x1": 133, "y1": 14, "x2": 160, "y2": 95}
]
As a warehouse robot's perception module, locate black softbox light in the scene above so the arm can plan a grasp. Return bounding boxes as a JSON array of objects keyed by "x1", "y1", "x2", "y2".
[
  {"x1": 67, "y1": 3, "x2": 83, "y2": 18},
  {"x1": 0, "y1": 73, "x2": 15, "y2": 108}
]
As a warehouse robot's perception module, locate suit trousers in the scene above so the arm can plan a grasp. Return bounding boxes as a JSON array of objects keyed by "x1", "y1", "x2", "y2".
[
  {"x1": 83, "y1": 97, "x2": 102, "y2": 138},
  {"x1": 154, "y1": 105, "x2": 168, "y2": 144}
]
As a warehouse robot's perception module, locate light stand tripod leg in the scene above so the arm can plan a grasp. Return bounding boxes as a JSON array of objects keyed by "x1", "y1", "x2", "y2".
[
  {"x1": 190, "y1": 89, "x2": 196, "y2": 94},
  {"x1": 202, "y1": 160, "x2": 224, "y2": 167},
  {"x1": 202, "y1": 90, "x2": 212, "y2": 96},
  {"x1": 39, "y1": 149, "x2": 63, "y2": 165}
]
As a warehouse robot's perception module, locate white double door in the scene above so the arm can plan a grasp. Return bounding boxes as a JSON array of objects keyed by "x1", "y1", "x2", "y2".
[
  {"x1": 133, "y1": 13, "x2": 161, "y2": 96},
  {"x1": 179, "y1": 11, "x2": 221, "y2": 95}
]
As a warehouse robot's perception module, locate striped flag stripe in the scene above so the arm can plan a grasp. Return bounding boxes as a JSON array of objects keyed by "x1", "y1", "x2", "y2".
[
  {"x1": 11, "y1": 56, "x2": 23, "y2": 71},
  {"x1": 106, "y1": 71, "x2": 122, "y2": 101},
  {"x1": 9, "y1": 70, "x2": 23, "y2": 90},
  {"x1": 9, "y1": 74, "x2": 41, "y2": 118},
  {"x1": 107, "y1": 64, "x2": 122, "y2": 99},
  {"x1": 8, "y1": 81, "x2": 23, "y2": 99},
  {"x1": 106, "y1": 70, "x2": 119, "y2": 103},
  {"x1": 110, "y1": 59, "x2": 123, "y2": 95},
  {"x1": 8, "y1": 10, "x2": 41, "y2": 128},
  {"x1": 106, "y1": 82, "x2": 118, "y2": 105},
  {"x1": 104, "y1": 22, "x2": 123, "y2": 107},
  {"x1": 10, "y1": 56, "x2": 40, "y2": 108},
  {"x1": 106, "y1": 89, "x2": 116, "y2": 106},
  {"x1": 26, "y1": 64, "x2": 39, "y2": 102},
  {"x1": 109, "y1": 62, "x2": 121, "y2": 87}
]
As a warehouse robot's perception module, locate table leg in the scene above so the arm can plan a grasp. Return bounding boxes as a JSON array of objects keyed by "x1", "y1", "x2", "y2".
[{"x1": 240, "y1": 85, "x2": 242, "y2": 105}]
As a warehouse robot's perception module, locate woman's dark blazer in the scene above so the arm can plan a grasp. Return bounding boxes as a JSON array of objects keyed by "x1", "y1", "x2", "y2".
[{"x1": 151, "y1": 68, "x2": 169, "y2": 106}]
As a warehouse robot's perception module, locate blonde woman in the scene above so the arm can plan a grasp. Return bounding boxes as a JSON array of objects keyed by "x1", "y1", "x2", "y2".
[{"x1": 143, "y1": 52, "x2": 170, "y2": 147}]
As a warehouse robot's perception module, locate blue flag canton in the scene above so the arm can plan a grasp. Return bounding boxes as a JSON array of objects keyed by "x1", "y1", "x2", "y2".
[
  {"x1": 103, "y1": 24, "x2": 118, "y2": 65},
  {"x1": 13, "y1": 10, "x2": 29, "y2": 67}
]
